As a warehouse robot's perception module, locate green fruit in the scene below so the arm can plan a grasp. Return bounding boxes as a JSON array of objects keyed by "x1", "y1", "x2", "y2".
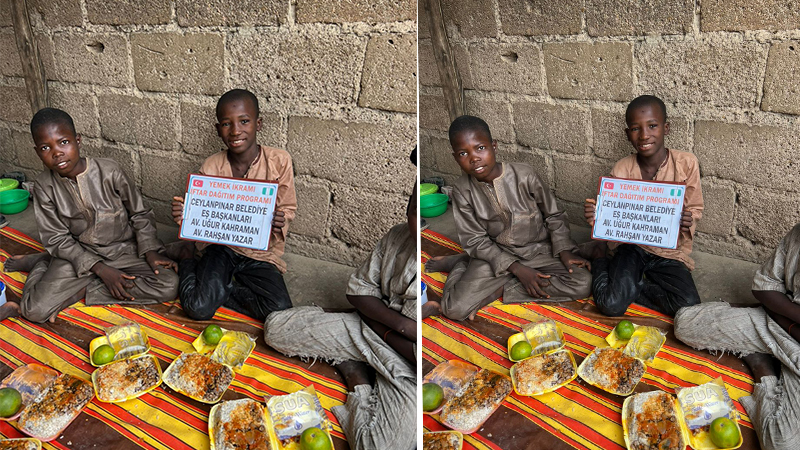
[
  {"x1": 0, "y1": 387, "x2": 22, "y2": 418},
  {"x1": 202, "y1": 325, "x2": 223, "y2": 345},
  {"x1": 510, "y1": 341, "x2": 533, "y2": 360},
  {"x1": 709, "y1": 417, "x2": 740, "y2": 448},
  {"x1": 615, "y1": 320, "x2": 635, "y2": 340},
  {"x1": 422, "y1": 382, "x2": 444, "y2": 412},
  {"x1": 299, "y1": 427, "x2": 331, "y2": 450},
  {"x1": 92, "y1": 344, "x2": 116, "y2": 366}
]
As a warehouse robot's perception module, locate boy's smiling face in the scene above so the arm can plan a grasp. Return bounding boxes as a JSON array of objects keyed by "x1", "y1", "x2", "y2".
[
  {"x1": 451, "y1": 128, "x2": 501, "y2": 183},
  {"x1": 625, "y1": 103, "x2": 670, "y2": 159},
  {"x1": 33, "y1": 122, "x2": 86, "y2": 179},
  {"x1": 216, "y1": 98, "x2": 262, "y2": 156}
]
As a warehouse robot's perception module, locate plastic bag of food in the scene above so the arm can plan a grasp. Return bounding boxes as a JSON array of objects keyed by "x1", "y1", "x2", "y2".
[
  {"x1": 622, "y1": 326, "x2": 666, "y2": 363},
  {"x1": 675, "y1": 377, "x2": 742, "y2": 449},
  {"x1": 265, "y1": 386, "x2": 334, "y2": 450},
  {"x1": 211, "y1": 331, "x2": 256, "y2": 370},
  {"x1": 105, "y1": 323, "x2": 150, "y2": 360}
]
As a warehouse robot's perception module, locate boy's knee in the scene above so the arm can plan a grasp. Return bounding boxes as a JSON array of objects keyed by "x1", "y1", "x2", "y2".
[
  {"x1": 568, "y1": 268, "x2": 592, "y2": 299},
  {"x1": 595, "y1": 297, "x2": 628, "y2": 317},
  {"x1": 441, "y1": 300, "x2": 473, "y2": 321},
  {"x1": 19, "y1": 299, "x2": 53, "y2": 324},
  {"x1": 673, "y1": 304, "x2": 707, "y2": 345},
  {"x1": 180, "y1": 296, "x2": 217, "y2": 321},
  {"x1": 154, "y1": 270, "x2": 180, "y2": 301}
]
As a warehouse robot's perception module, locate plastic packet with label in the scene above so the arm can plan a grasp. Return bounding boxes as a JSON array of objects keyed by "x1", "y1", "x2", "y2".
[{"x1": 264, "y1": 386, "x2": 334, "y2": 450}]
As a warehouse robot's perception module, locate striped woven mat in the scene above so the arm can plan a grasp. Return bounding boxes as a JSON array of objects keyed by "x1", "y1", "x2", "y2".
[
  {"x1": 0, "y1": 227, "x2": 350, "y2": 449},
  {"x1": 421, "y1": 229, "x2": 760, "y2": 450}
]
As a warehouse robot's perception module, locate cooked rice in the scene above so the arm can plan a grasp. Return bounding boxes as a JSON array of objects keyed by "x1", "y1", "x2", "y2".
[
  {"x1": 0, "y1": 439, "x2": 39, "y2": 450},
  {"x1": 579, "y1": 347, "x2": 645, "y2": 395},
  {"x1": 441, "y1": 369, "x2": 512, "y2": 432},
  {"x1": 213, "y1": 398, "x2": 270, "y2": 450},
  {"x1": 513, "y1": 350, "x2": 574, "y2": 395},
  {"x1": 423, "y1": 432, "x2": 460, "y2": 450},
  {"x1": 165, "y1": 353, "x2": 233, "y2": 402},
  {"x1": 95, "y1": 356, "x2": 160, "y2": 402},
  {"x1": 18, "y1": 374, "x2": 93, "y2": 440},
  {"x1": 626, "y1": 391, "x2": 684, "y2": 450}
]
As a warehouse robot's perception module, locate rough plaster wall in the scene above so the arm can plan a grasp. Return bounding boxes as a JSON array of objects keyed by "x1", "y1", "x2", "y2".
[
  {"x1": 0, "y1": 0, "x2": 417, "y2": 267},
  {"x1": 419, "y1": 0, "x2": 800, "y2": 263}
]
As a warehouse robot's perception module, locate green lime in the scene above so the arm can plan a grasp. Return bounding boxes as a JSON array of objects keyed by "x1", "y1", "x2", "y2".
[
  {"x1": 709, "y1": 417, "x2": 740, "y2": 448},
  {"x1": 202, "y1": 325, "x2": 223, "y2": 345},
  {"x1": 615, "y1": 320, "x2": 635, "y2": 340},
  {"x1": 0, "y1": 387, "x2": 22, "y2": 418},
  {"x1": 422, "y1": 382, "x2": 444, "y2": 412},
  {"x1": 510, "y1": 340, "x2": 533, "y2": 360},
  {"x1": 92, "y1": 344, "x2": 116, "y2": 366},
  {"x1": 299, "y1": 426, "x2": 331, "y2": 450}
]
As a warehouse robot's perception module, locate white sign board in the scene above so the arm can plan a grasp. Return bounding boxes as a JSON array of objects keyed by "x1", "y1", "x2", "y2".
[
  {"x1": 592, "y1": 177, "x2": 686, "y2": 249},
  {"x1": 179, "y1": 174, "x2": 278, "y2": 251}
]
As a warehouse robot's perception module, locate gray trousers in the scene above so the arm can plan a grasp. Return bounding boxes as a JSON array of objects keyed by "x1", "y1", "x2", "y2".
[
  {"x1": 264, "y1": 307, "x2": 416, "y2": 450},
  {"x1": 20, "y1": 253, "x2": 179, "y2": 323},
  {"x1": 441, "y1": 252, "x2": 592, "y2": 321},
  {"x1": 675, "y1": 302, "x2": 800, "y2": 450}
]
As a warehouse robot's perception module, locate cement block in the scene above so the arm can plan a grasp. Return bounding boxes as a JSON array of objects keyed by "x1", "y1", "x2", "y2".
[
  {"x1": 464, "y1": 92, "x2": 513, "y2": 143},
  {"x1": 140, "y1": 153, "x2": 200, "y2": 202},
  {"x1": 330, "y1": 186, "x2": 407, "y2": 249},
  {"x1": 420, "y1": 94, "x2": 451, "y2": 132},
  {"x1": 636, "y1": 40, "x2": 766, "y2": 108},
  {"x1": 498, "y1": 145, "x2": 551, "y2": 186},
  {"x1": 176, "y1": 0, "x2": 284, "y2": 26},
  {"x1": 80, "y1": 139, "x2": 136, "y2": 182},
  {"x1": 36, "y1": 34, "x2": 56, "y2": 81},
  {"x1": 292, "y1": 179, "x2": 330, "y2": 239},
  {"x1": 287, "y1": 237, "x2": 367, "y2": 268},
  {"x1": 87, "y1": 0, "x2": 170, "y2": 25},
  {"x1": 545, "y1": 43, "x2": 632, "y2": 101},
  {"x1": 586, "y1": 0, "x2": 693, "y2": 36},
  {"x1": 0, "y1": 85, "x2": 30, "y2": 124},
  {"x1": 469, "y1": 42, "x2": 544, "y2": 95},
  {"x1": 557, "y1": 199, "x2": 587, "y2": 226},
  {"x1": 737, "y1": 187, "x2": 800, "y2": 248},
  {"x1": 513, "y1": 102, "x2": 589, "y2": 155},
  {"x1": 591, "y1": 109, "x2": 691, "y2": 160},
  {"x1": 359, "y1": 34, "x2": 416, "y2": 114},
  {"x1": 147, "y1": 198, "x2": 173, "y2": 226},
  {"x1": 0, "y1": 30, "x2": 22, "y2": 77},
  {"x1": 11, "y1": 130, "x2": 40, "y2": 170},
  {"x1": 762, "y1": 41, "x2": 800, "y2": 115},
  {"x1": 0, "y1": 2, "x2": 11, "y2": 26},
  {"x1": 425, "y1": 136, "x2": 461, "y2": 176},
  {"x1": 52, "y1": 32, "x2": 132, "y2": 87},
  {"x1": 98, "y1": 94, "x2": 178, "y2": 150},
  {"x1": 498, "y1": 0, "x2": 582, "y2": 36},
  {"x1": 0, "y1": 127, "x2": 10, "y2": 162},
  {"x1": 701, "y1": 0, "x2": 800, "y2": 31},
  {"x1": 296, "y1": 0, "x2": 414, "y2": 23},
  {"x1": 180, "y1": 102, "x2": 221, "y2": 158},
  {"x1": 228, "y1": 31, "x2": 365, "y2": 104},
  {"x1": 132, "y1": 33, "x2": 224, "y2": 95},
  {"x1": 442, "y1": 0, "x2": 497, "y2": 38},
  {"x1": 419, "y1": 0, "x2": 431, "y2": 38},
  {"x1": 697, "y1": 181, "x2": 735, "y2": 236},
  {"x1": 29, "y1": 0, "x2": 82, "y2": 27},
  {"x1": 694, "y1": 121, "x2": 798, "y2": 193},
  {"x1": 694, "y1": 234, "x2": 771, "y2": 265},
  {"x1": 552, "y1": 156, "x2": 613, "y2": 203},
  {"x1": 48, "y1": 85, "x2": 99, "y2": 137},
  {"x1": 287, "y1": 117, "x2": 416, "y2": 194},
  {"x1": 419, "y1": 135, "x2": 436, "y2": 169},
  {"x1": 419, "y1": 40, "x2": 439, "y2": 87}
]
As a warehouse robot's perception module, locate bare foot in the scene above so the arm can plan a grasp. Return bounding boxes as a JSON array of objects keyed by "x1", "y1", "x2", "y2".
[
  {"x1": 0, "y1": 302, "x2": 20, "y2": 321},
  {"x1": 743, "y1": 352, "x2": 778, "y2": 381},
  {"x1": 421, "y1": 300, "x2": 441, "y2": 319},
  {"x1": 425, "y1": 254, "x2": 469, "y2": 273},
  {"x1": 4, "y1": 252, "x2": 50, "y2": 273},
  {"x1": 333, "y1": 360, "x2": 371, "y2": 392}
]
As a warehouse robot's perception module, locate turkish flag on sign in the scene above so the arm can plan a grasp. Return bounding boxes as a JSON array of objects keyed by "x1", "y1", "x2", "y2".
[
  {"x1": 603, "y1": 181, "x2": 614, "y2": 190},
  {"x1": 193, "y1": 179, "x2": 203, "y2": 187}
]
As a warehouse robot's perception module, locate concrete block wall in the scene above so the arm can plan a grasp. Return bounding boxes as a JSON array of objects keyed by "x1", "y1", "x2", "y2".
[
  {"x1": 419, "y1": 0, "x2": 800, "y2": 263},
  {"x1": 0, "y1": 0, "x2": 417, "y2": 267}
]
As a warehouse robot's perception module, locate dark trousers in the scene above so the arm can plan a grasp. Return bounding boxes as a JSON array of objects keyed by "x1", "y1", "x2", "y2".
[
  {"x1": 178, "y1": 245, "x2": 292, "y2": 322},
  {"x1": 591, "y1": 244, "x2": 700, "y2": 317}
]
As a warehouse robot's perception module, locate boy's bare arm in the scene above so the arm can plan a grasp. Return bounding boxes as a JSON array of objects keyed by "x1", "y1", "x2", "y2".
[
  {"x1": 347, "y1": 294, "x2": 416, "y2": 341},
  {"x1": 90, "y1": 261, "x2": 135, "y2": 301},
  {"x1": 356, "y1": 310, "x2": 415, "y2": 363}
]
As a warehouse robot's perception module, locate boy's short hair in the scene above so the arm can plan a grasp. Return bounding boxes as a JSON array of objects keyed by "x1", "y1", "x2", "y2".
[
  {"x1": 448, "y1": 115, "x2": 492, "y2": 143},
  {"x1": 216, "y1": 89, "x2": 260, "y2": 118},
  {"x1": 30, "y1": 108, "x2": 76, "y2": 136},
  {"x1": 625, "y1": 95, "x2": 667, "y2": 123}
]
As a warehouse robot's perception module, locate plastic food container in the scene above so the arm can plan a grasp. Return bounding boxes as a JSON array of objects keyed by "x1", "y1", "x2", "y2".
[
  {"x1": 622, "y1": 326, "x2": 666, "y2": 364},
  {"x1": 577, "y1": 347, "x2": 647, "y2": 396},
  {"x1": 622, "y1": 390, "x2": 691, "y2": 450},
  {"x1": 676, "y1": 378, "x2": 744, "y2": 450},
  {"x1": 0, "y1": 179, "x2": 19, "y2": 192},
  {"x1": 92, "y1": 354, "x2": 163, "y2": 403},
  {"x1": 422, "y1": 360, "x2": 479, "y2": 415},
  {"x1": 0, "y1": 365, "x2": 59, "y2": 423},
  {"x1": 510, "y1": 349, "x2": 577, "y2": 396},
  {"x1": 89, "y1": 323, "x2": 151, "y2": 367},
  {"x1": 423, "y1": 431, "x2": 463, "y2": 450},
  {"x1": 0, "y1": 189, "x2": 29, "y2": 215},
  {"x1": 16, "y1": 373, "x2": 94, "y2": 442},
  {"x1": 0, "y1": 438, "x2": 42, "y2": 449},
  {"x1": 208, "y1": 398, "x2": 271, "y2": 450},
  {"x1": 265, "y1": 386, "x2": 335, "y2": 450},
  {"x1": 163, "y1": 352, "x2": 235, "y2": 404},
  {"x1": 421, "y1": 193, "x2": 448, "y2": 218},
  {"x1": 420, "y1": 183, "x2": 439, "y2": 196},
  {"x1": 439, "y1": 369, "x2": 512, "y2": 434},
  {"x1": 507, "y1": 317, "x2": 566, "y2": 362}
]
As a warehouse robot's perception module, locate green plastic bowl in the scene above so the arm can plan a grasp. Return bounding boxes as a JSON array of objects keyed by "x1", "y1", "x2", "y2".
[
  {"x1": 420, "y1": 193, "x2": 448, "y2": 218},
  {"x1": 0, "y1": 179, "x2": 19, "y2": 192},
  {"x1": 420, "y1": 183, "x2": 438, "y2": 196},
  {"x1": 0, "y1": 189, "x2": 29, "y2": 214}
]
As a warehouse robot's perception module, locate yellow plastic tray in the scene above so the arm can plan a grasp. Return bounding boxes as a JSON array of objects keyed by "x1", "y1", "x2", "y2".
[
  {"x1": 0, "y1": 364, "x2": 58, "y2": 422},
  {"x1": 422, "y1": 360, "x2": 478, "y2": 415},
  {"x1": 423, "y1": 430, "x2": 463, "y2": 450},
  {"x1": 89, "y1": 331, "x2": 151, "y2": 368},
  {"x1": 507, "y1": 320, "x2": 566, "y2": 362},
  {"x1": 622, "y1": 326, "x2": 666, "y2": 364},
  {"x1": 91, "y1": 354, "x2": 163, "y2": 403},
  {"x1": 622, "y1": 391, "x2": 691, "y2": 450},
  {"x1": 0, "y1": 438, "x2": 42, "y2": 449},
  {"x1": 162, "y1": 353, "x2": 234, "y2": 404},
  {"x1": 605, "y1": 323, "x2": 642, "y2": 348},
  {"x1": 576, "y1": 347, "x2": 646, "y2": 396},
  {"x1": 208, "y1": 399, "x2": 272, "y2": 450},
  {"x1": 192, "y1": 327, "x2": 229, "y2": 354},
  {"x1": 510, "y1": 349, "x2": 577, "y2": 396}
]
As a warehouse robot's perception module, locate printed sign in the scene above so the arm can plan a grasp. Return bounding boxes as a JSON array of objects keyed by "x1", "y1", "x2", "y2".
[
  {"x1": 180, "y1": 174, "x2": 278, "y2": 251},
  {"x1": 592, "y1": 177, "x2": 686, "y2": 249}
]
